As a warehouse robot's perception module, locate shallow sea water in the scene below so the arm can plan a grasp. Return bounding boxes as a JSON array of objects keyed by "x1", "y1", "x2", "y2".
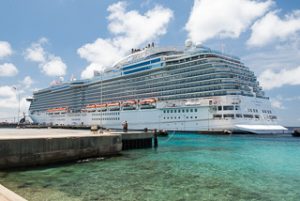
[{"x1": 1, "y1": 133, "x2": 300, "y2": 201}]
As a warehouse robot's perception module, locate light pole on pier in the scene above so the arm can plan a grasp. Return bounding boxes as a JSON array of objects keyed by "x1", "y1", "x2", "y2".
[
  {"x1": 12, "y1": 87, "x2": 20, "y2": 124},
  {"x1": 100, "y1": 70, "x2": 103, "y2": 129}
]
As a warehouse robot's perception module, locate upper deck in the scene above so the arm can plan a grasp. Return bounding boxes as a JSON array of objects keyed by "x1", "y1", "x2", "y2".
[{"x1": 33, "y1": 45, "x2": 241, "y2": 96}]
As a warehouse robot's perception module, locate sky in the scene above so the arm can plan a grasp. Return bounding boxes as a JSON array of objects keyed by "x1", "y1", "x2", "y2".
[{"x1": 0, "y1": 0, "x2": 300, "y2": 126}]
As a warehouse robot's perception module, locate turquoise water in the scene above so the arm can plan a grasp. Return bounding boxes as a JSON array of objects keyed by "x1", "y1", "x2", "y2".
[{"x1": 1, "y1": 133, "x2": 300, "y2": 201}]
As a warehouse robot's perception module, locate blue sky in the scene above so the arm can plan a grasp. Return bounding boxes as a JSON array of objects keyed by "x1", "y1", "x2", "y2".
[{"x1": 0, "y1": 0, "x2": 300, "y2": 126}]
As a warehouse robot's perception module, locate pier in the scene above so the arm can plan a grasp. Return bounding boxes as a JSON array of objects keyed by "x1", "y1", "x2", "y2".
[
  {"x1": 0, "y1": 184, "x2": 27, "y2": 201},
  {"x1": 0, "y1": 129, "x2": 155, "y2": 169}
]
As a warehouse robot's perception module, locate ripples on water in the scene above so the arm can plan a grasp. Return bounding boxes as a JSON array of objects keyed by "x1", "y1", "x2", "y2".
[{"x1": 1, "y1": 133, "x2": 300, "y2": 201}]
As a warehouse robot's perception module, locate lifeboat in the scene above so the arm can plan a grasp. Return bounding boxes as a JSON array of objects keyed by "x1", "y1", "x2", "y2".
[
  {"x1": 95, "y1": 103, "x2": 107, "y2": 108},
  {"x1": 107, "y1": 102, "x2": 120, "y2": 107},
  {"x1": 47, "y1": 107, "x2": 68, "y2": 113},
  {"x1": 86, "y1": 104, "x2": 96, "y2": 109},
  {"x1": 122, "y1": 100, "x2": 136, "y2": 106},
  {"x1": 107, "y1": 102, "x2": 120, "y2": 111},
  {"x1": 139, "y1": 98, "x2": 156, "y2": 109},
  {"x1": 122, "y1": 100, "x2": 137, "y2": 110},
  {"x1": 140, "y1": 98, "x2": 156, "y2": 105}
]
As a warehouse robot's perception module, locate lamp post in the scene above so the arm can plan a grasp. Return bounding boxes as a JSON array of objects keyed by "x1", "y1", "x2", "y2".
[
  {"x1": 18, "y1": 92, "x2": 20, "y2": 124},
  {"x1": 100, "y1": 70, "x2": 103, "y2": 129},
  {"x1": 12, "y1": 87, "x2": 20, "y2": 124}
]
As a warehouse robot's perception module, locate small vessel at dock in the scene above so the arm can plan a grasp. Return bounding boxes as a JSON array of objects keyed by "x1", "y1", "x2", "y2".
[{"x1": 292, "y1": 129, "x2": 300, "y2": 137}]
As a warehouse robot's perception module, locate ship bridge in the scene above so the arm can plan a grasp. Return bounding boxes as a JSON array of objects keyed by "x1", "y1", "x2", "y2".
[{"x1": 112, "y1": 46, "x2": 183, "y2": 70}]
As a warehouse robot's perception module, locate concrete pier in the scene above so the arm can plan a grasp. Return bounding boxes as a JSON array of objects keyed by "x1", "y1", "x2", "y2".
[
  {"x1": 0, "y1": 129, "x2": 122, "y2": 169},
  {"x1": 0, "y1": 184, "x2": 27, "y2": 201},
  {"x1": 112, "y1": 131, "x2": 154, "y2": 150}
]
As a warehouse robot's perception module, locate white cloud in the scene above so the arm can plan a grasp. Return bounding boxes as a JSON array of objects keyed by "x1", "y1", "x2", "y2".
[
  {"x1": 185, "y1": 0, "x2": 272, "y2": 44},
  {"x1": 80, "y1": 63, "x2": 105, "y2": 80},
  {"x1": 41, "y1": 56, "x2": 67, "y2": 77},
  {"x1": 258, "y1": 66, "x2": 300, "y2": 90},
  {"x1": 21, "y1": 76, "x2": 34, "y2": 89},
  {"x1": 0, "y1": 85, "x2": 16, "y2": 98},
  {"x1": 25, "y1": 38, "x2": 67, "y2": 77},
  {"x1": 271, "y1": 99, "x2": 285, "y2": 109},
  {"x1": 0, "y1": 63, "x2": 18, "y2": 77},
  {"x1": 78, "y1": 39, "x2": 122, "y2": 72},
  {"x1": 78, "y1": 1, "x2": 173, "y2": 79},
  {"x1": 248, "y1": 10, "x2": 300, "y2": 47},
  {"x1": 0, "y1": 85, "x2": 31, "y2": 122},
  {"x1": 24, "y1": 38, "x2": 47, "y2": 62},
  {"x1": 0, "y1": 41, "x2": 13, "y2": 58}
]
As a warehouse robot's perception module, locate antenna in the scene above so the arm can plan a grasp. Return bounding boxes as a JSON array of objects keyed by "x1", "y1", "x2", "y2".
[{"x1": 220, "y1": 43, "x2": 225, "y2": 54}]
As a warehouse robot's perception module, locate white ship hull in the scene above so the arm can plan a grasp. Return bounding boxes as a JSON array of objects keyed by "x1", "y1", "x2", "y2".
[{"x1": 30, "y1": 95, "x2": 287, "y2": 134}]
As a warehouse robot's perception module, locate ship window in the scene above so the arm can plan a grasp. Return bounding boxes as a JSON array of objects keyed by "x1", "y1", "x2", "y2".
[
  {"x1": 223, "y1": 106, "x2": 234, "y2": 110},
  {"x1": 244, "y1": 114, "x2": 253, "y2": 118},
  {"x1": 190, "y1": 116, "x2": 193, "y2": 119},
  {"x1": 224, "y1": 114, "x2": 234, "y2": 118},
  {"x1": 167, "y1": 110, "x2": 169, "y2": 113},
  {"x1": 171, "y1": 110, "x2": 173, "y2": 113},
  {"x1": 167, "y1": 117, "x2": 169, "y2": 119},
  {"x1": 213, "y1": 114, "x2": 222, "y2": 119},
  {"x1": 171, "y1": 117, "x2": 173, "y2": 119},
  {"x1": 195, "y1": 116, "x2": 197, "y2": 119},
  {"x1": 190, "y1": 109, "x2": 193, "y2": 112},
  {"x1": 174, "y1": 110, "x2": 177, "y2": 113},
  {"x1": 186, "y1": 109, "x2": 189, "y2": 112},
  {"x1": 195, "y1": 109, "x2": 197, "y2": 112},
  {"x1": 236, "y1": 114, "x2": 243, "y2": 118},
  {"x1": 255, "y1": 115, "x2": 260, "y2": 119},
  {"x1": 218, "y1": 106, "x2": 222, "y2": 111},
  {"x1": 163, "y1": 110, "x2": 166, "y2": 113},
  {"x1": 235, "y1": 106, "x2": 240, "y2": 110},
  {"x1": 178, "y1": 110, "x2": 180, "y2": 113},
  {"x1": 182, "y1": 109, "x2": 185, "y2": 113},
  {"x1": 178, "y1": 117, "x2": 180, "y2": 119}
]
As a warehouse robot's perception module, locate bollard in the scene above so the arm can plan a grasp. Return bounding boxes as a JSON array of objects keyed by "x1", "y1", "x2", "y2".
[
  {"x1": 154, "y1": 129, "x2": 158, "y2": 148},
  {"x1": 90, "y1": 125, "x2": 99, "y2": 134}
]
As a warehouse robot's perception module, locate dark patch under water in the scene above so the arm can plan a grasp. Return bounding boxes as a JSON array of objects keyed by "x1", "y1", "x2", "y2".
[{"x1": 0, "y1": 133, "x2": 300, "y2": 201}]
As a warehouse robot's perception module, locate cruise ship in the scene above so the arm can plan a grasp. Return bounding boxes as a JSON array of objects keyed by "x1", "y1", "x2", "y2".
[{"x1": 27, "y1": 42, "x2": 287, "y2": 134}]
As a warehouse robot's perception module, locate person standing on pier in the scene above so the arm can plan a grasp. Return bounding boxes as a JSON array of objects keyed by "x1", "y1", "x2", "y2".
[{"x1": 122, "y1": 121, "x2": 128, "y2": 132}]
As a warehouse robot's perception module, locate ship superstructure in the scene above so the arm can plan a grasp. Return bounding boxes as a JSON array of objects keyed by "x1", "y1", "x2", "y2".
[{"x1": 28, "y1": 44, "x2": 287, "y2": 134}]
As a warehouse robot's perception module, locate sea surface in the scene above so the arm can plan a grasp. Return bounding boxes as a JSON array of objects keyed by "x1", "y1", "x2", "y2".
[{"x1": 1, "y1": 133, "x2": 300, "y2": 201}]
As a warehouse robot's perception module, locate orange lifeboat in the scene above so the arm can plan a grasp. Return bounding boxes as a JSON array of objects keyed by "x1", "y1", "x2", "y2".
[
  {"x1": 86, "y1": 104, "x2": 96, "y2": 109},
  {"x1": 107, "y1": 102, "x2": 120, "y2": 111},
  {"x1": 122, "y1": 100, "x2": 136, "y2": 106},
  {"x1": 140, "y1": 98, "x2": 156, "y2": 105},
  {"x1": 95, "y1": 103, "x2": 107, "y2": 108},
  {"x1": 107, "y1": 102, "x2": 120, "y2": 107},
  {"x1": 122, "y1": 100, "x2": 137, "y2": 110},
  {"x1": 47, "y1": 107, "x2": 68, "y2": 112}
]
